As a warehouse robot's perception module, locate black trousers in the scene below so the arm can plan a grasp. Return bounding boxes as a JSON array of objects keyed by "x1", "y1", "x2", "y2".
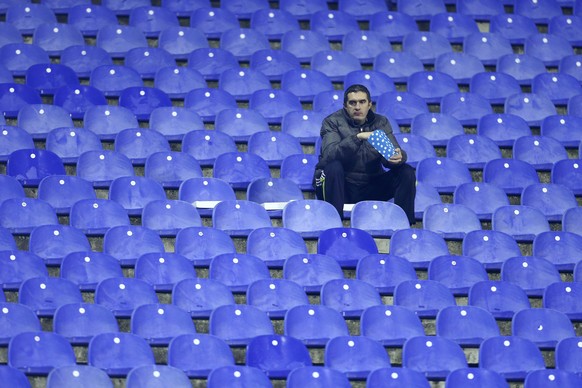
[{"x1": 314, "y1": 160, "x2": 417, "y2": 224}]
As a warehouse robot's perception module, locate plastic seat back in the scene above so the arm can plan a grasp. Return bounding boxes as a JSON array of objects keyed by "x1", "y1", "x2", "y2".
[
  {"x1": 468, "y1": 280, "x2": 531, "y2": 319},
  {"x1": 317, "y1": 227, "x2": 379, "y2": 268},
  {"x1": 479, "y1": 336, "x2": 545, "y2": 380},
  {"x1": 402, "y1": 335, "x2": 468, "y2": 379},
  {"x1": 172, "y1": 278, "x2": 235, "y2": 319},
  {"x1": 94, "y1": 277, "x2": 159, "y2": 318},
  {"x1": 209, "y1": 304, "x2": 274, "y2": 346},
  {"x1": 102, "y1": 225, "x2": 165, "y2": 266},
  {"x1": 284, "y1": 304, "x2": 349, "y2": 346},
  {"x1": 320, "y1": 278, "x2": 383, "y2": 318},
  {"x1": 174, "y1": 226, "x2": 236, "y2": 266},
  {"x1": 88, "y1": 332, "x2": 155, "y2": 377},
  {"x1": 393, "y1": 279, "x2": 457, "y2": 318},
  {"x1": 209, "y1": 253, "x2": 271, "y2": 293},
  {"x1": 19, "y1": 276, "x2": 83, "y2": 317},
  {"x1": 8, "y1": 331, "x2": 76, "y2": 375},
  {"x1": 246, "y1": 334, "x2": 312, "y2": 378},
  {"x1": 168, "y1": 333, "x2": 235, "y2": 378},
  {"x1": 283, "y1": 253, "x2": 345, "y2": 294},
  {"x1": 53, "y1": 302, "x2": 119, "y2": 345},
  {"x1": 130, "y1": 303, "x2": 196, "y2": 345},
  {"x1": 324, "y1": 335, "x2": 391, "y2": 379},
  {"x1": 360, "y1": 305, "x2": 425, "y2": 346}
]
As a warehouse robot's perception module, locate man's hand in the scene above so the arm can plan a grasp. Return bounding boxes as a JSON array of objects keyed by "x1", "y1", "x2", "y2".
[
  {"x1": 388, "y1": 148, "x2": 403, "y2": 163},
  {"x1": 356, "y1": 131, "x2": 373, "y2": 140}
]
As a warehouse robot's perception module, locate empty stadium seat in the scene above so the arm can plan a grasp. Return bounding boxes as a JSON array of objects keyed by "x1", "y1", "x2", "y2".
[
  {"x1": 284, "y1": 304, "x2": 349, "y2": 346},
  {"x1": 483, "y1": 158, "x2": 540, "y2": 195},
  {"x1": 167, "y1": 333, "x2": 235, "y2": 378},
  {"x1": 144, "y1": 151, "x2": 203, "y2": 189},
  {"x1": 212, "y1": 200, "x2": 272, "y2": 237},
  {"x1": 95, "y1": 24, "x2": 149, "y2": 58},
  {"x1": 0, "y1": 250, "x2": 47, "y2": 291},
  {"x1": 8, "y1": 331, "x2": 76, "y2": 375},
  {"x1": 60, "y1": 251, "x2": 123, "y2": 291},
  {"x1": 446, "y1": 134, "x2": 502, "y2": 170},
  {"x1": 521, "y1": 183, "x2": 577, "y2": 221},
  {"x1": 213, "y1": 152, "x2": 271, "y2": 190},
  {"x1": 209, "y1": 253, "x2": 271, "y2": 293},
  {"x1": 513, "y1": 135, "x2": 568, "y2": 171},
  {"x1": 497, "y1": 53, "x2": 547, "y2": 86},
  {"x1": 246, "y1": 226, "x2": 307, "y2": 267},
  {"x1": 0, "y1": 197, "x2": 58, "y2": 234},
  {"x1": 126, "y1": 365, "x2": 191, "y2": 388},
  {"x1": 436, "y1": 305, "x2": 500, "y2": 347},
  {"x1": 502, "y1": 255, "x2": 562, "y2": 297},
  {"x1": 463, "y1": 32, "x2": 514, "y2": 66},
  {"x1": 402, "y1": 335, "x2": 468, "y2": 379},
  {"x1": 53, "y1": 302, "x2": 119, "y2": 345},
  {"x1": 324, "y1": 335, "x2": 391, "y2": 379},
  {"x1": 130, "y1": 303, "x2": 196, "y2": 345},
  {"x1": 246, "y1": 334, "x2": 312, "y2": 378},
  {"x1": 282, "y1": 253, "x2": 345, "y2": 294},
  {"x1": 209, "y1": 304, "x2": 274, "y2": 346},
  {"x1": 360, "y1": 304, "x2": 425, "y2": 346},
  {"x1": 402, "y1": 31, "x2": 453, "y2": 65},
  {"x1": 37, "y1": 175, "x2": 96, "y2": 214},
  {"x1": 17, "y1": 104, "x2": 74, "y2": 140},
  {"x1": 88, "y1": 332, "x2": 155, "y2": 377},
  {"x1": 134, "y1": 251, "x2": 198, "y2": 291},
  {"x1": 479, "y1": 336, "x2": 545, "y2": 380},
  {"x1": 19, "y1": 276, "x2": 83, "y2": 317},
  {"x1": 393, "y1": 279, "x2": 457, "y2": 318},
  {"x1": 468, "y1": 280, "x2": 531, "y2": 319},
  {"x1": 32, "y1": 23, "x2": 85, "y2": 56},
  {"x1": 47, "y1": 365, "x2": 114, "y2": 388},
  {"x1": 541, "y1": 114, "x2": 582, "y2": 147},
  {"x1": 416, "y1": 157, "x2": 473, "y2": 194}
]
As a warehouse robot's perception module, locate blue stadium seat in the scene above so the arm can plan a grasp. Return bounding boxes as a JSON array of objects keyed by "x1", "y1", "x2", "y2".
[
  {"x1": 394, "y1": 134, "x2": 437, "y2": 168},
  {"x1": 563, "y1": 206, "x2": 582, "y2": 237},
  {"x1": 0, "y1": 43, "x2": 50, "y2": 78},
  {"x1": 483, "y1": 158, "x2": 540, "y2": 195},
  {"x1": 220, "y1": 27, "x2": 270, "y2": 61},
  {"x1": 279, "y1": 0, "x2": 327, "y2": 21},
  {"x1": 532, "y1": 72, "x2": 582, "y2": 106},
  {"x1": 416, "y1": 157, "x2": 473, "y2": 194},
  {"x1": 369, "y1": 11, "x2": 419, "y2": 43},
  {"x1": 32, "y1": 23, "x2": 84, "y2": 56},
  {"x1": 118, "y1": 86, "x2": 172, "y2": 121},
  {"x1": 435, "y1": 52, "x2": 485, "y2": 84},
  {"x1": 53, "y1": 302, "x2": 119, "y2": 345},
  {"x1": 209, "y1": 253, "x2": 271, "y2": 293},
  {"x1": 130, "y1": 303, "x2": 196, "y2": 345},
  {"x1": 190, "y1": 7, "x2": 239, "y2": 39},
  {"x1": 280, "y1": 153, "x2": 319, "y2": 191},
  {"x1": 373, "y1": 51, "x2": 424, "y2": 84},
  {"x1": 338, "y1": 0, "x2": 387, "y2": 20},
  {"x1": 368, "y1": 367, "x2": 431, "y2": 388},
  {"x1": 83, "y1": 105, "x2": 138, "y2": 141},
  {"x1": 470, "y1": 71, "x2": 522, "y2": 106},
  {"x1": 524, "y1": 369, "x2": 582, "y2": 388},
  {"x1": 463, "y1": 229, "x2": 522, "y2": 270},
  {"x1": 489, "y1": 12, "x2": 538, "y2": 45},
  {"x1": 440, "y1": 91, "x2": 493, "y2": 125},
  {"x1": 512, "y1": 307, "x2": 575, "y2": 349},
  {"x1": 513, "y1": 135, "x2": 568, "y2": 171},
  {"x1": 310, "y1": 50, "x2": 361, "y2": 82},
  {"x1": 280, "y1": 29, "x2": 329, "y2": 63},
  {"x1": 212, "y1": 200, "x2": 272, "y2": 237},
  {"x1": 405, "y1": 111, "x2": 465, "y2": 147},
  {"x1": 542, "y1": 114, "x2": 582, "y2": 148},
  {"x1": 250, "y1": 48, "x2": 301, "y2": 81},
  {"x1": 88, "y1": 332, "x2": 155, "y2": 377},
  {"x1": 287, "y1": 366, "x2": 351, "y2": 388},
  {"x1": 161, "y1": 0, "x2": 210, "y2": 16},
  {"x1": 184, "y1": 87, "x2": 238, "y2": 122},
  {"x1": 141, "y1": 199, "x2": 202, "y2": 236},
  {"x1": 218, "y1": 67, "x2": 271, "y2": 101},
  {"x1": 167, "y1": 333, "x2": 234, "y2": 378},
  {"x1": 436, "y1": 305, "x2": 500, "y2": 347},
  {"x1": 207, "y1": 365, "x2": 272, "y2": 388},
  {"x1": 154, "y1": 66, "x2": 206, "y2": 100},
  {"x1": 402, "y1": 335, "x2": 468, "y2": 379},
  {"x1": 0, "y1": 226, "x2": 16, "y2": 251},
  {"x1": 158, "y1": 26, "x2": 208, "y2": 60},
  {"x1": 250, "y1": 8, "x2": 299, "y2": 40},
  {"x1": 394, "y1": 279, "x2": 457, "y2": 318},
  {"x1": 320, "y1": 278, "x2": 383, "y2": 318},
  {"x1": 397, "y1": 0, "x2": 446, "y2": 21},
  {"x1": 0, "y1": 250, "x2": 47, "y2": 291},
  {"x1": 479, "y1": 336, "x2": 546, "y2": 380},
  {"x1": 250, "y1": 88, "x2": 303, "y2": 124},
  {"x1": 246, "y1": 226, "x2": 307, "y2": 267},
  {"x1": 213, "y1": 151, "x2": 271, "y2": 189},
  {"x1": 376, "y1": 91, "x2": 429, "y2": 126},
  {"x1": 247, "y1": 131, "x2": 303, "y2": 167},
  {"x1": 60, "y1": 251, "x2": 123, "y2": 291},
  {"x1": 456, "y1": 0, "x2": 505, "y2": 20},
  {"x1": 446, "y1": 134, "x2": 502, "y2": 169},
  {"x1": 187, "y1": 47, "x2": 238, "y2": 82},
  {"x1": 356, "y1": 253, "x2": 417, "y2": 295},
  {"x1": 76, "y1": 150, "x2": 135, "y2": 188},
  {"x1": 126, "y1": 365, "x2": 191, "y2": 388},
  {"x1": 312, "y1": 89, "x2": 343, "y2": 117},
  {"x1": 556, "y1": 336, "x2": 582, "y2": 375},
  {"x1": 521, "y1": 183, "x2": 577, "y2": 221},
  {"x1": 129, "y1": 6, "x2": 179, "y2": 38},
  {"x1": 317, "y1": 227, "x2": 379, "y2": 268},
  {"x1": 535, "y1": 230, "x2": 582, "y2": 272},
  {"x1": 95, "y1": 24, "x2": 149, "y2": 58},
  {"x1": 178, "y1": 177, "x2": 236, "y2": 217},
  {"x1": 68, "y1": 4, "x2": 117, "y2": 37},
  {"x1": 493, "y1": 205, "x2": 550, "y2": 242},
  {"x1": 428, "y1": 254, "x2": 489, "y2": 296},
  {"x1": 0, "y1": 84, "x2": 42, "y2": 119},
  {"x1": 94, "y1": 277, "x2": 158, "y2": 318},
  {"x1": 569, "y1": 93, "x2": 582, "y2": 117},
  {"x1": 0, "y1": 125, "x2": 35, "y2": 162},
  {"x1": 6, "y1": 3, "x2": 56, "y2": 34},
  {"x1": 409, "y1": 70, "x2": 460, "y2": 104},
  {"x1": 246, "y1": 279, "x2": 309, "y2": 318},
  {"x1": 221, "y1": 0, "x2": 270, "y2": 19},
  {"x1": 246, "y1": 177, "x2": 303, "y2": 211},
  {"x1": 181, "y1": 130, "x2": 237, "y2": 168},
  {"x1": 209, "y1": 304, "x2": 274, "y2": 346},
  {"x1": 145, "y1": 247, "x2": 202, "y2": 287},
  {"x1": 89, "y1": 64, "x2": 143, "y2": 97},
  {"x1": 172, "y1": 278, "x2": 235, "y2": 319},
  {"x1": 360, "y1": 305, "x2": 425, "y2": 346},
  {"x1": 113, "y1": 128, "x2": 171, "y2": 166},
  {"x1": 390, "y1": 228, "x2": 449, "y2": 269},
  {"x1": 445, "y1": 367, "x2": 508, "y2": 388},
  {"x1": 496, "y1": 53, "x2": 547, "y2": 86},
  {"x1": 37, "y1": 175, "x2": 96, "y2": 214},
  {"x1": 0, "y1": 22, "x2": 24, "y2": 47},
  {"x1": 70, "y1": 198, "x2": 131, "y2": 235},
  {"x1": 481, "y1": 113, "x2": 534, "y2": 148},
  {"x1": 102, "y1": 0, "x2": 150, "y2": 15},
  {"x1": 102, "y1": 225, "x2": 165, "y2": 266},
  {"x1": 214, "y1": 107, "x2": 269, "y2": 142},
  {"x1": 284, "y1": 304, "x2": 348, "y2": 346},
  {"x1": 0, "y1": 197, "x2": 58, "y2": 234},
  {"x1": 454, "y1": 182, "x2": 509, "y2": 221},
  {"x1": 310, "y1": 9, "x2": 359, "y2": 41},
  {"x1": 283, "y1": 253, "x2": 345, "y2": 294},
  {"x1": 0, "y1": 302, "x2": 41, "y2": 346},
  {"x1": 350, "y1": 201, "x2": 410, "y2": 238},
  {"x1": 108, "y1": 176, "x2": 167, "y2": 215},
  {"x1": 402, "y1": 31, "x2": 453, "y2": 65},
  {"x1": 17, "y1": 104, "x2": 74, "y2": 140},
  {"x1": 280, "y1": 68, "x2": 333, "y2": 103},
  {"x1": 53, "y1": 85, "x2": 107, "y2": 120},
  {"x1": 464, "y1": 32, "x2": 514, "y2": 66},
  {"x1": 549, "y1": 15, "x2": 582, "y2": 46},
  {"x1": 559, "y1": 54, "x2": 582, "y2": 82},
  {"x1": 47, "y1": 365, "x2": 114, "y2": 388},
  {"x1": 246, "y1": 334, "x2": 312, "y2": 378},
  {"x1": 468, "y1": 280, "x2": 530, "y2": 319},
  {"x1": 148, "y1": 106, "x2": 204, "y2": 141},
  {"x1": 8, "y1": 331, "x2": 76, "y2": 375},
  {"x1": 19, "y1": 276, "x2": 83, "y2": 317},
  {"x1": 144, "y1": 151, "x2": 203, "y2": 188},
  {"x1": 342, "y1": 31, "x2": 392, "y2": 65},
  {"x1": 124, "y1": 47, "x2": 176, "y2": 79},
  {"x1": 514, "y1": 0, "x2": 563, "y2": 24},
  {"x1": 502, "y1": 255, "x2": 562, "y2": 297},
  {"x1": 324, "y1": 335, "x2": 391, "y2": 379},
  {"x1": 524, "y1": 33, "x2": 574, "y2": 66},
  {"x1": 430, "y1": 12, "x2": 480, "y2": 43},
  {"x1": 551, "y1": 159, "x2": 582, "y2": 195},
  {"x1": 29, "y1": 224, "x2": 91, "y2": 265}
]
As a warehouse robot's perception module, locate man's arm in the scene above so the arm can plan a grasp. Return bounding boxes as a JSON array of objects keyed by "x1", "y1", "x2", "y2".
[{"x1": 318, "y1": 116, "x2": 363, "y2": 165}]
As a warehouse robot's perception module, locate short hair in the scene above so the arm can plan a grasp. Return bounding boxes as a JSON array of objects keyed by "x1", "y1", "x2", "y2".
[{"x1": 343, "y1": 84, "x2": 371, "y2": 105}]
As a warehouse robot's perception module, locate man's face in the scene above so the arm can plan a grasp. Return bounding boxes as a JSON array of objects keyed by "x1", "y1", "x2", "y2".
[{"x1": 345, "y1": 91, "x2": 372, "y2": 125}]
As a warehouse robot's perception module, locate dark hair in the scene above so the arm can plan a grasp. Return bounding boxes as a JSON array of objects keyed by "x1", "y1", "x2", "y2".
[{"x1": 343, "y1": 84, "x2": 371, "y2": 105}]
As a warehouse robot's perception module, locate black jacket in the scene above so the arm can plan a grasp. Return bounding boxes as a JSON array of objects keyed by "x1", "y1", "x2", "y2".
[{"x1": 315, "y1": 107, "x2": 407, "y2": 185}]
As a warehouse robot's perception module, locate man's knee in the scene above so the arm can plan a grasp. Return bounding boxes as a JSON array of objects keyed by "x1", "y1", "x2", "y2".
[
  {"x1": 397, "y1": 164, "x2": 416, "y2": 186},
  {"x1": 322, "y1": 160, "x2": 344, "y2": 178}
]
